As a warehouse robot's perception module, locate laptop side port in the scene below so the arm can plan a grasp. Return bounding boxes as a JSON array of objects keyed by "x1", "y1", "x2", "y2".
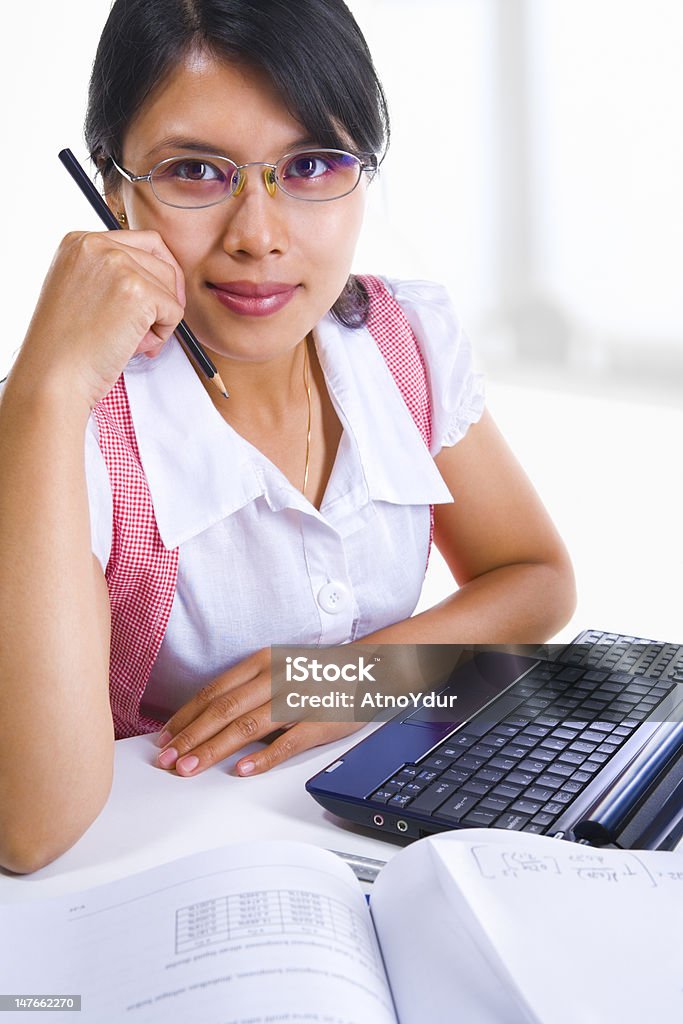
[
  {"x1": 396, "y1": 820, "x2": 408, "y2": 832},
  {"x1": 373, "y1": 814, "x2": 385, "y2": 827}
]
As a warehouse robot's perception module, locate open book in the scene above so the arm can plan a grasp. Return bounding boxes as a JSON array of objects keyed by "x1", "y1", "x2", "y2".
[{"x1": 1, "y1": 830, "x2": 681, "y2": 1023}]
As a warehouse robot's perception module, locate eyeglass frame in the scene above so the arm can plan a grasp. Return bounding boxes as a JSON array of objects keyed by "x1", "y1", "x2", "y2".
[{"x1": 108, "y1": 147, "x2": 379, "y2": 208}]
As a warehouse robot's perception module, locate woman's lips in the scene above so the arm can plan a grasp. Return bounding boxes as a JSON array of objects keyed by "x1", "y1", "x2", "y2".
[{"x1": 208, "y1": 281, "x2": 299, "y2": 317}]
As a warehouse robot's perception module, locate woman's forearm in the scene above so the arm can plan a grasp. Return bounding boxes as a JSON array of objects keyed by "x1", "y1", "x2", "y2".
[
  {"x1": 361, "y1": 557, "x2": 577, "y2": 646},
  {"x1": 0, "y1": 371, "x2": 114, "y2": 873}
]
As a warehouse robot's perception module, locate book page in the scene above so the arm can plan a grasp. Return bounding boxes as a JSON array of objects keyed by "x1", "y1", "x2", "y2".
[
  {"x1": 0, "y1": 841, "x2": 397, "y2": 1024},
  {"x1": 373, "y1": 830, "x2": 683, "y2": 1024},
  {"x1": 370, "y1": 836, "x2": 538, "y2": 1024}
]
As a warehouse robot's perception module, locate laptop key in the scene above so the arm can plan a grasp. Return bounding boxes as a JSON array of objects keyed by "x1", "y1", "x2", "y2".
[
  {"x1": 485, "y1": 734, "x2": 509, "y2": 749},
  {"x1": 545, "y1": 762, "x2": 574, "y2": 778},
  {"x1": 525, "y1": 786, "x2": 557, "y2": 803},
  {"x1": 488, "y1": 756, "x2": 518, "y2": 771},
  {"x1": 540, "y1": 737, "x2": 568, "y2": 751},
  {"x1": 370, "y1": 789, "x2": 393, "y2": 804},
  {"x1": 447, "y1": 734, "x2": 479, "y2": 750},
  {"x1": 558, "y1": 752, "x2": 587, "y2": 766},
  {"x1": 422, "y1": 756, "x2": 454, "y2": 771},
  {"x1": 442, "y1": 767, "x2": 473, "y2": 784},
  {"x1": 525, "y1": 724, "x2": 551, "y2": 738},
  {"x1": 468, "y1": 743, "x2": 499, "y2": 760},
  {"x1": 437, "y1": 793, "x2": 481, "y2": 823},
  {"x1": 522, "y1": 823, "x2": 546, "y2": 833},
  {"x1": 493, "y1": 811, "x2": 531, "y2": 830},
  {"x1": 542, "y1": 800, "x2": 566, "y2": 815},
  {"x1": 535, "y1": 773, "x2": 563, "y2": 791},
  {"x1": 491, "y1": 723, "x2": 521, "y2": 737},
  {"x1": 460, "y1": 808, "x2": 499, "y2": 827},
  {"x1": 454, "y1": 754, "x2": 487, "y2": 771},
  {"x1": 507, "y1": 770, "x2": 536, "y2": 786},
  {"x1": 500, "y1": 745, "x2": 531, "y2": 760},
  {"x1": 478, "y1": 794, "x2": 512, "y2": 812},
  {"x1": 534, "y1": 715, "x2": 561, "y2": 728},
  {"x1": 388, "y1": 793, "x2": 413, "y2": 809},
  {"x1": 511, "y1": 798, "x2": 543, "y2": 814},
  {"x1": 551, "y1": 727, "x2": 582, "y2": 740},
  {"x1": 517, "y1": 759, "x2": 547, "y2": 775},
  {"x1": 492, "y1": 782, "x2": 525, "y2": 799},
  {"x1": 409, "y1": 780, "x2": 457, "y2": 815},
  {"x1": 461, "y1": 779, "x2": 494, "y2": 796},
  {"x1": 568, "y1": 741, "x2": 597, "y2": 754},
  {"x1": 511, "y1": 734, "x2": 538, "y2": 749},
  {"x1": 476, "y1": 768, "x2": 505, "y2": 783},
  {"x1": 531, "y1": 812, "x2": 556, "y2": 826}
]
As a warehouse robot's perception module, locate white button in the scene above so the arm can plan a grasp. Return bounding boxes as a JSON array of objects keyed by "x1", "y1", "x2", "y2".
[{"x1": 317, "y1": 581, "x2": 350, "y2": 614}]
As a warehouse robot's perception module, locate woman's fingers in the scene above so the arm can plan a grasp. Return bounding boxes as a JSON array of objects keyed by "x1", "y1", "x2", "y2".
[
  {"x1": 155, "y1": 649, "x2": 366, "y2": 778},
  {"x1": 19, "y1": 229, "x2": 187, "y2": 407},
  {"x1": 155, "y1": 650, "x2": 278, "y2": 774},
  {"x1": 234, "y1": 722, "x2": 367, "y2": 777},
  {"x1": 106, "y1": 229, "x2": 186, "y2": 306}
]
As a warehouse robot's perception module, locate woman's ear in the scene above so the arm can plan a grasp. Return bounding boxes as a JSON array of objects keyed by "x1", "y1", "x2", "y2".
[{"x1": 104, "y1": 188, "x2": 127, "y2": 228}]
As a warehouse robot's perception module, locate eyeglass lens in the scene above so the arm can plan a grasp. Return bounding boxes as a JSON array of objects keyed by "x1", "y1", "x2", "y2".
[{"x1": 149, "y1": 150, "x2": 364, "y2": 207}]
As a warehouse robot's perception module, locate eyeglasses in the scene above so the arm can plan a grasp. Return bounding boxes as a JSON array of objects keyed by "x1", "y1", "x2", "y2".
[{"x1": 110, "y1": 148, "x2": 378, "y2": 208}]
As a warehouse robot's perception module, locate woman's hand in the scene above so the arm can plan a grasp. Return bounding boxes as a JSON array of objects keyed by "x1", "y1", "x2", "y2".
[
  {"x1": 15, "y1": 229, "x2": 185, "y2": 408},
  {"x1": 154, "y1": 647, "x2": 365, "y2": 777}
]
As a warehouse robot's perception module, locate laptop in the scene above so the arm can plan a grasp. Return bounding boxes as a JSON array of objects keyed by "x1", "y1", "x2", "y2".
[{"x1": 306, "y1": 630, "x2": 683, "y2": 850}]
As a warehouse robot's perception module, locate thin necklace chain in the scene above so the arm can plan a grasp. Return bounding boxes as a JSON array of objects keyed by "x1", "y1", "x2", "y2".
[{"x1": 302, "y1": 337, "x2": 312, "y2": 496}]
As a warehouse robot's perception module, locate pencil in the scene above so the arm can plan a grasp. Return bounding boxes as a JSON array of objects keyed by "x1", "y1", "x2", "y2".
[{"x1": 57, "y1": 148, "x2": 229, "y2": 399}]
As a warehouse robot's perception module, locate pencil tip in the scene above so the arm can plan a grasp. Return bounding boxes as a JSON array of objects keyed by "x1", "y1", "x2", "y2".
[{"x1": 212, "y1": 371, "x2": 229, "y2": 399}]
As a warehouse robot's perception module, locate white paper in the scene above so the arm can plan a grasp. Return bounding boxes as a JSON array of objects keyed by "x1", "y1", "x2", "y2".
[
  {"x1": 373, "y1": 829, "x2": 683, "y2": 1024},
  {"x1": 0, "y1": 841, "x2": 397, "y2": 1024}
]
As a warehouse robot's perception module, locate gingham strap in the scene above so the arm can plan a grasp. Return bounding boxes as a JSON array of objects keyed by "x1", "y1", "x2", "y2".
[
  {"x1": 94, "y1": 277, "x2": 434, "y2": 738},
  {"x1": 358, "y1": 274, "x2": 435, "y2": 548},
  {"x1": 92, "y1": 377, "x2": 178, "y2": 738},
  {"x1": 358, "y1": 275, "x2": 433, "y2": 450}
]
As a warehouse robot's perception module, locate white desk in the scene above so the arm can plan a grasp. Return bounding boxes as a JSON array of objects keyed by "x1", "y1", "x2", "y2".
[{"x1": 0, "y1": 731, "x2": 404, "y2": 902}]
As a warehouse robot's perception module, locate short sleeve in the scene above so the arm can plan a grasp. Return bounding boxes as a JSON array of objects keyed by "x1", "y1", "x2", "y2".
[
  {"x1": 85, "y1": 414, "x2": 113, "y2": 572},
  {"x1": 381, "y1": 278, "x2": 485, "y2": 456}
]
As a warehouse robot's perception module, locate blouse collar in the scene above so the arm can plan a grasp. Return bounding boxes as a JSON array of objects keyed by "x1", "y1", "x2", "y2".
[{"x1": 121, "y1": 312, "x2": 452, "y2": 550}]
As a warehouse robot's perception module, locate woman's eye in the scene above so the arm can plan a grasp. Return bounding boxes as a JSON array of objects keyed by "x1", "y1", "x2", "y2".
[
  {"x1": 162, "y1": 159, "x2": 226, "y2": 183},
  {"x1": 177, "y1": 160, "x2": 220, "y2": 181},
  {"x1": 284, "y1": 154, "x2": 332, "y2": 179}
]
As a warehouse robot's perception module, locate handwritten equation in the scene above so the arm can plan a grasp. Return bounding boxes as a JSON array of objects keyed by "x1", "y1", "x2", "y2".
[{"x1": 470, "y1": 844, "x2": 683, "y2": 888}]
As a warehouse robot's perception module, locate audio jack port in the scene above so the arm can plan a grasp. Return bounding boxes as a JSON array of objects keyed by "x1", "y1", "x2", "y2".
[
  {"x1": 397, "y1": 820, "x2": 408, "y2": 833},
  {"x1": 373, "y1": 814, "x2": 385, "y2": 827}
]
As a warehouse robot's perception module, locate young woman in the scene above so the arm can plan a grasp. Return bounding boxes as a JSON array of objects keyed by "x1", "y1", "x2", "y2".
[{"x1": 0, "y1": 0, "x2": 575, "y2": 872}]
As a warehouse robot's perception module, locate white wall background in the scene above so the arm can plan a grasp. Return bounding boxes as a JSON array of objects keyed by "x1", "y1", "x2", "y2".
[{"x1": 2, "y1": 1, "x2": 682, "y2": 640}]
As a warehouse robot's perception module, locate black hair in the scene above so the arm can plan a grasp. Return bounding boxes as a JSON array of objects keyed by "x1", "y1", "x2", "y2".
[{"x1": 84, "y1": 0, "x2": 390, "y2": 328}]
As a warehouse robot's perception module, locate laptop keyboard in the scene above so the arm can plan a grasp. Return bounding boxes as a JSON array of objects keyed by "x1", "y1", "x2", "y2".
[
  {"x1": 557, "y1": 630, "x2": 683, "y2": 683},
  {"x1": 368, "y1": 632, "x2": 681, "y2": 835}
]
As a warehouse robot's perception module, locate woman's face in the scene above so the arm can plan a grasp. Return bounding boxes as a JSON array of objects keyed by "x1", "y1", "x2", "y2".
[{"x1": 115, "y1": 51, "x2": 369, "y2": 364}]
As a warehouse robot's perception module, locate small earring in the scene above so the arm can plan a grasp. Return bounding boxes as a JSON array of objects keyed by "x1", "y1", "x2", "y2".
[{"x1": 116, "y1": 211, "x2": 127, "y2": 226}]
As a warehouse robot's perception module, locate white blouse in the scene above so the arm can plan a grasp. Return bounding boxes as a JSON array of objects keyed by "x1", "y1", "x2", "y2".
[{"x1": 84, "y1": 277, "x2": 485, "y2": 720}]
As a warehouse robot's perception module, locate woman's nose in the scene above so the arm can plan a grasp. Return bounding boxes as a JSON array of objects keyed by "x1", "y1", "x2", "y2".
[{"x1": 220, "y1": 167, "x2": 289, "y2": 259}]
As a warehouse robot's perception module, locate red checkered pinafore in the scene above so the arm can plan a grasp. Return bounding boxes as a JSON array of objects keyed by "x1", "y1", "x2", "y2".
[{"x1": 92, "y1": 276, "x2": 433, "y2": 738}]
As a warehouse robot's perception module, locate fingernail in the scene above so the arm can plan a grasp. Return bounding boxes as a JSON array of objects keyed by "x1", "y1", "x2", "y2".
[
  {"x1": 237, "y1": 760, "x2": 256, "y2": 776},
  {"x1": 177, "y1": 755, "x2": 199, "y2": 774},
  {"x1": 158, "y1": 747, "x2": 178, "y2": 768},
  {"x1": 157, "y1": 729, "x2": 172, "y2": 747}
]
